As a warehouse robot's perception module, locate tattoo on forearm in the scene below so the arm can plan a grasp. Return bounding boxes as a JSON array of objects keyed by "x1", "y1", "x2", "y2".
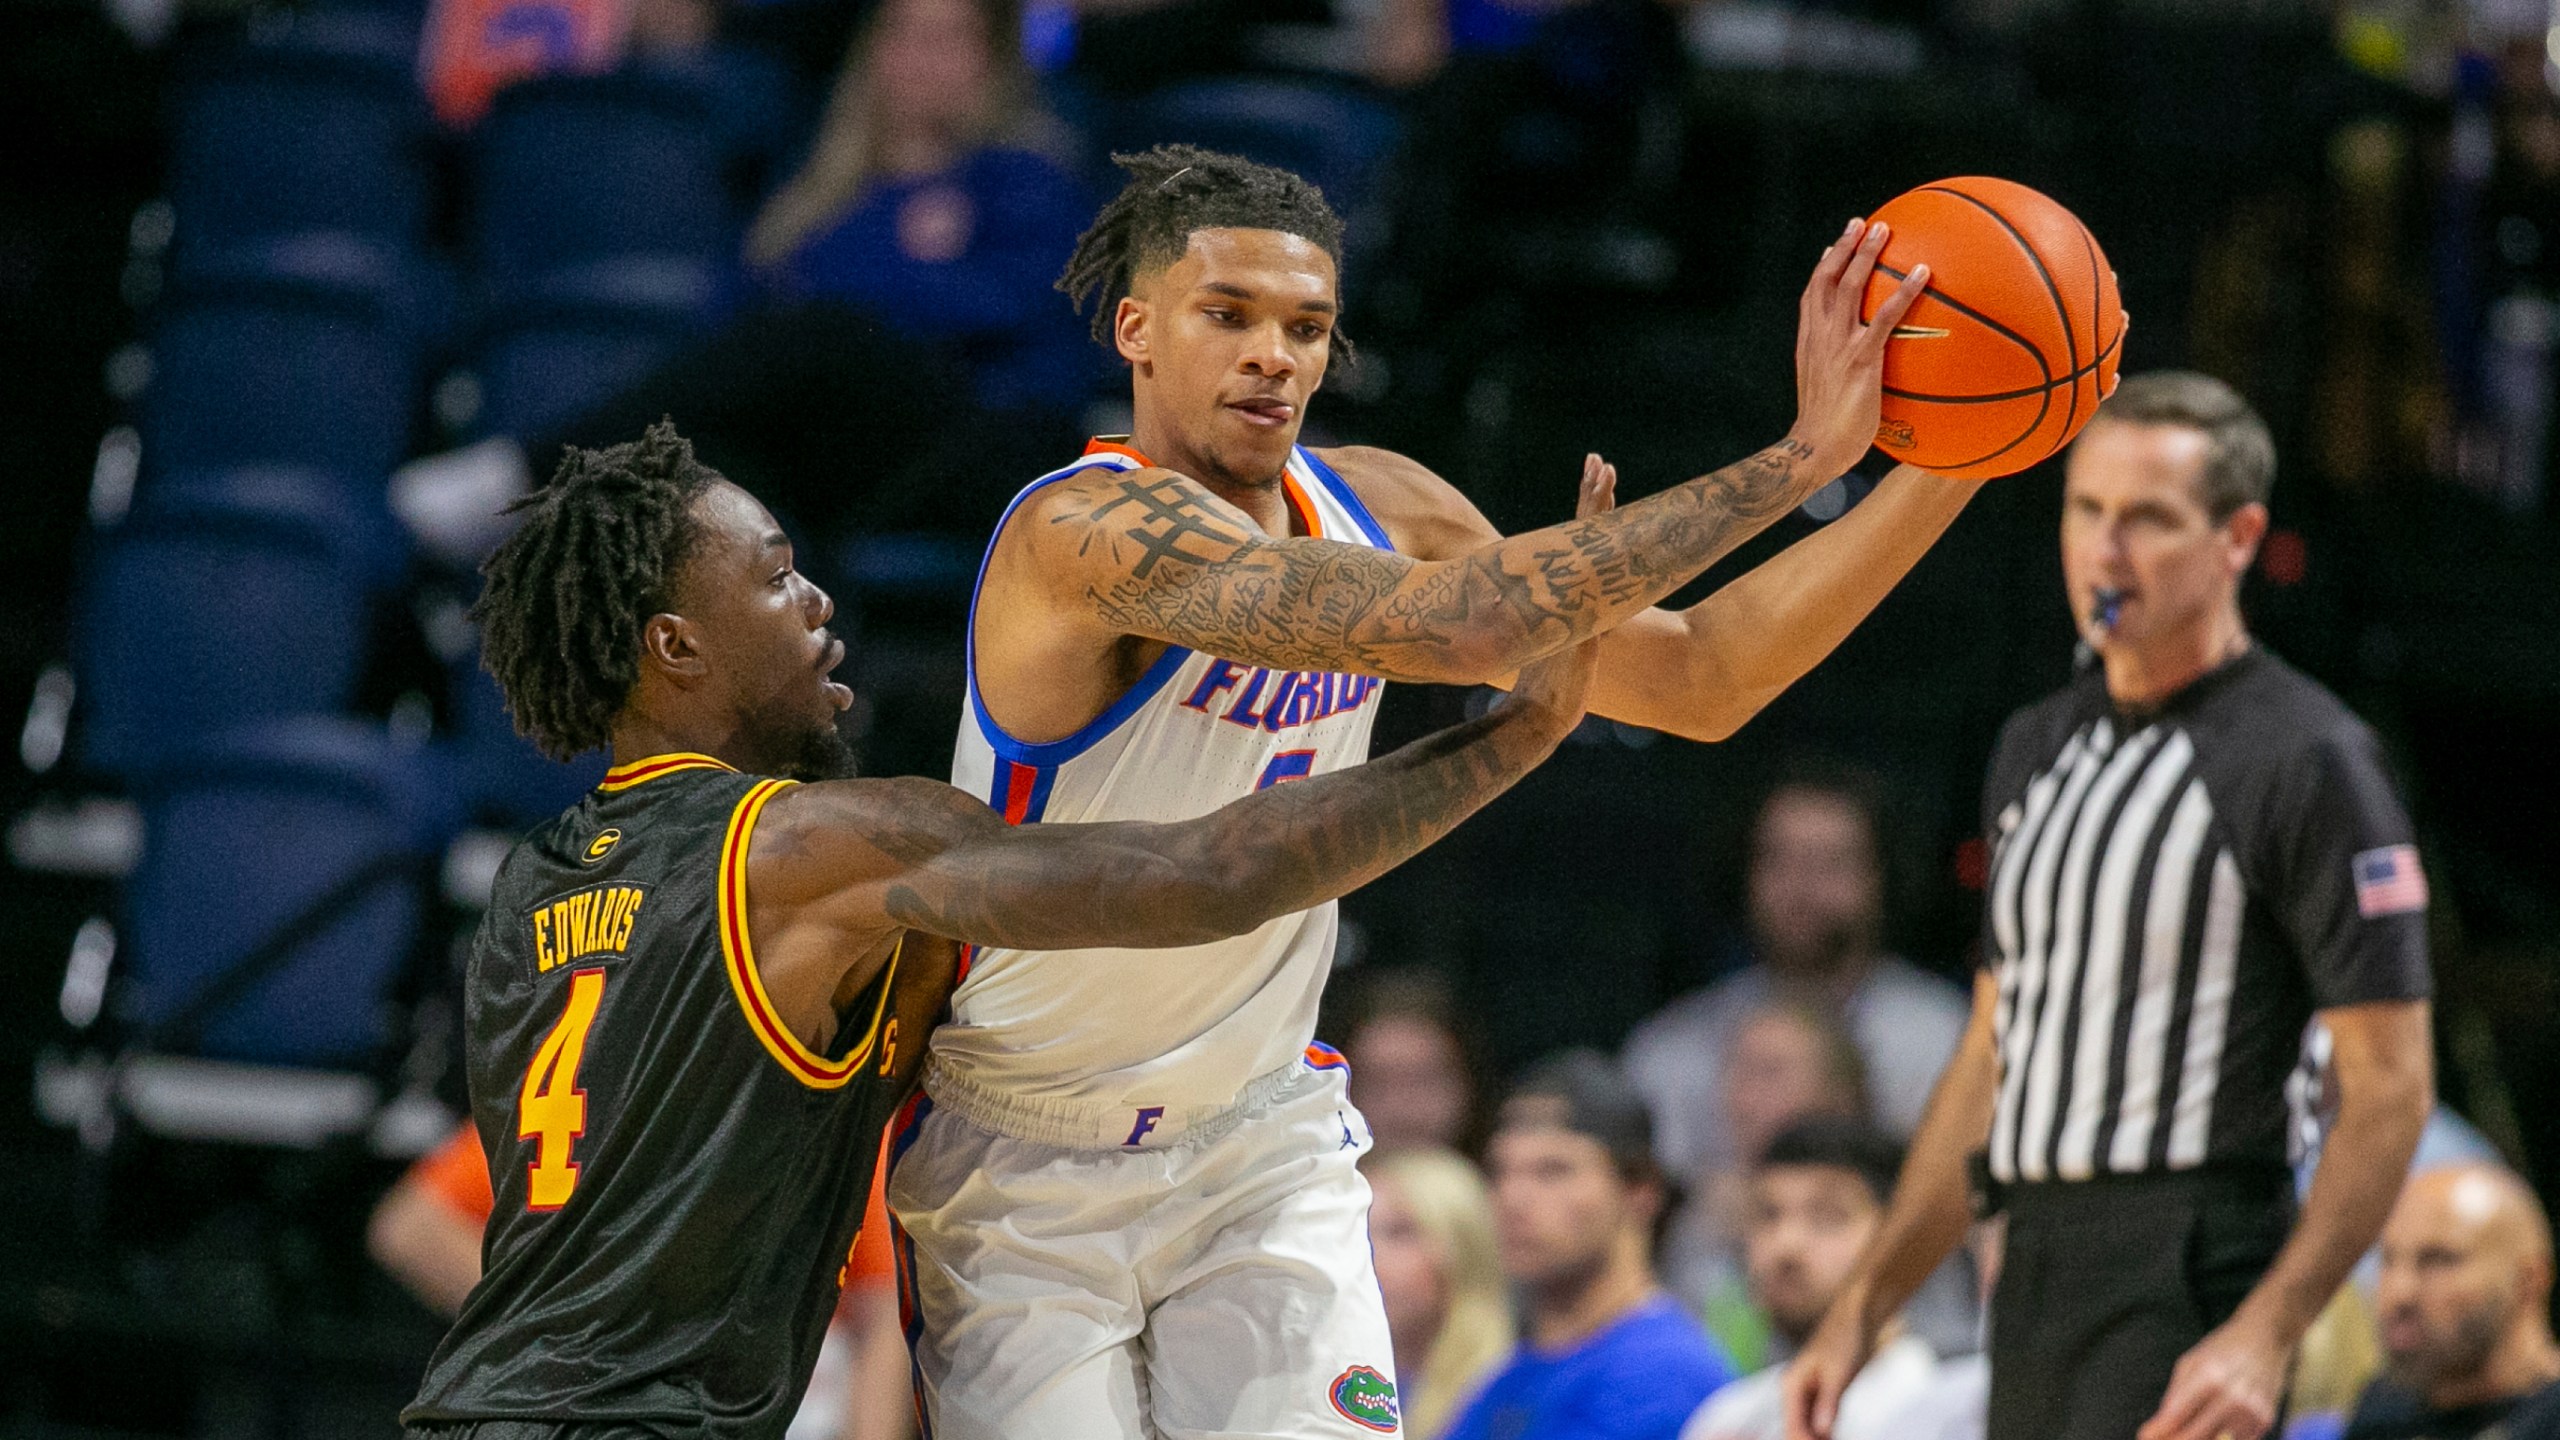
[
  {"x1": 1071, "y1": 439, "x2": 1818, "y2": 676},
  {"x1": 882, "y1": 705, "x2": 1559, "y2": 950}
]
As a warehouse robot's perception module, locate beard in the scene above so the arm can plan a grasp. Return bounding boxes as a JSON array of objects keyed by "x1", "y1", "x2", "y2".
[
  {"x1": 781, "y1": 719, "x2": 859, "y2": 782},
  {"x1": 736, "y1": 703, "x2": 859, "y2": 782},
  {"x1": 2386, "y1": 1304, "x2": 2508, "y2": 1393}
]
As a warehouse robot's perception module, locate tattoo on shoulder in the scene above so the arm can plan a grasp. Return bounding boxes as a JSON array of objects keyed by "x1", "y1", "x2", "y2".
[{"x1": 1053, "y1": 474, "x2": 1251, "y2": 578}]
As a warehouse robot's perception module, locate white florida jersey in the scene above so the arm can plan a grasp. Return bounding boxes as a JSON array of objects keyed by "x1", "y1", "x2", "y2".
[{"x1": 944, "y1": 439, "x2": 1394, "y2": 1109}]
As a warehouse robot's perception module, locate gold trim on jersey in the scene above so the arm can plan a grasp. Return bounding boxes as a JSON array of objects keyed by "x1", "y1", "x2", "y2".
[
  {"x1": 717, "y1": 779, "x2": 900, "y2": 1089},
  {"x1": 598, "y1": 752, "x2": 738, "y2": 791}
]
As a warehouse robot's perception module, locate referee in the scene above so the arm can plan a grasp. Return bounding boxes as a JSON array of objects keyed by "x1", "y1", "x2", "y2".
[{"x1": 1783, "y1": 372, "x2": 2435, "y2": 1440}]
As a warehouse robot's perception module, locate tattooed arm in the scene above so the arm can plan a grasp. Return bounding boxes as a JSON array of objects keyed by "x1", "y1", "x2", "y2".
[
  {"x1": 1011, "y1": 217, "x2": 1929, "y2": 686},
  {"x1": 750, "y1": 630, "x2": 1596, "y2": 955},
  {"x1": 1349, "y1": 447, "x2": 1978, "y2": 742}
]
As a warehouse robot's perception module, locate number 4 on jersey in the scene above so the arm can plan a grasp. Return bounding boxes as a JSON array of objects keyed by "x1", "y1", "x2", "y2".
[{"x1": 520, "y1": 968, "x2": 606, "y2": 1211}]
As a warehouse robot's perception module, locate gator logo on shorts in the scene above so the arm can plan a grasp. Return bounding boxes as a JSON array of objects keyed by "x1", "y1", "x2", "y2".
[{"x1": 1329, "y1": 1365, "x2": 1399, "y2": 1432}]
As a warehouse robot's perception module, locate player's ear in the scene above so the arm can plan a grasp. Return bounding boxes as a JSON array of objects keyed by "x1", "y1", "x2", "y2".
[
  {"x1": 1114, "y1": 296, "x2": 1150, "y2": 370},
  {"x1": 641, "y1": 612, "x2": 709, "y2": 683}
]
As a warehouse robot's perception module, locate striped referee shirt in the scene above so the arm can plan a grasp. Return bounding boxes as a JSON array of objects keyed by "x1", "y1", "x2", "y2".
[{"x1": 1979, "y1": 648, "x2": 2430, "y2": 1185}]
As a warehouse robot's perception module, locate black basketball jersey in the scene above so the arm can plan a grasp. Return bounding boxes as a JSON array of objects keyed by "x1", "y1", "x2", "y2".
[{"x1": 404, "y1": 753, "x2": 907, "y2": 1435}]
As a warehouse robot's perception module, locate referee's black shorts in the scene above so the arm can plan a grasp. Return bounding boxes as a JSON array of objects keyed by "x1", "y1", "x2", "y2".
[{"x1": 1987, "y1": 1165, "x2": 2294, "y2": 1440}]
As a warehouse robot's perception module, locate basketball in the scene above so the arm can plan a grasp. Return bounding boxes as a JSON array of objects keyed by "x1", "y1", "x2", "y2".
[{"x1": 1859, "y1": 176, "x2": 2125, "y2": 480}]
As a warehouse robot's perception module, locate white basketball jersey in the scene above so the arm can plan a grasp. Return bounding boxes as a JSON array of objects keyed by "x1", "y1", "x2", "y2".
[{"x1": 944, "y1": 440, "x2": 1394, "y2": 1109}]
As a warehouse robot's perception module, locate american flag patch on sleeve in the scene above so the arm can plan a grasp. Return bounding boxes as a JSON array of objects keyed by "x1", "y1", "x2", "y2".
[{"x1": 2352, "y1": 845, "x2": 2428, "y2": 918}]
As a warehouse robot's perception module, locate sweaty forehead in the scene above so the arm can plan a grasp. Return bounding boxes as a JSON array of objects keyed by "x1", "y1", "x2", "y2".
[
  {"x1": 688, "y1": 480, "x2": 781, "y2": 556},
  {"x1": 1150, "y1": 228, "x2": 1338, "y2": 301},
  {"x1": 671, "y1": 480, "x2": 783, "y2": 607}
]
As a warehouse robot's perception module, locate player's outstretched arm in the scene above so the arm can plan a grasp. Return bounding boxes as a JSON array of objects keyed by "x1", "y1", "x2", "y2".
[
  {"x1": 1015, "y1": 221, "x2": 1929, "y2": 687},
  {"x1": 1582, "y1": 462, "x2": 1977, "y2": 741},
  {"x1": 790, "y1": 473, "x2": 1609, "y2": 954},
  {"x1": 1347, "y1": 450, "x2": 1975, "y2": 743},
  {"x1": 781, "y1": 637, "x2": 1592, "y2": 953}
]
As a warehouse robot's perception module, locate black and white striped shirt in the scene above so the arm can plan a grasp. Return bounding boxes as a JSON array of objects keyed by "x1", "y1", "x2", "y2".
[{"x1": 1978, "y1": 648, "x2": 2430, "y2": 1185}]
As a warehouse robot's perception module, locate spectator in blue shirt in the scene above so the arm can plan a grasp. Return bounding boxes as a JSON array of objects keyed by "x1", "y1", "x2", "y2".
[
  {"x1": 743, "y1": 0, "x2": 1098, "y2": 413},
  {"x1": 1447, "y1": 1050, "x2": 1737, "y2": 1440},
  {"x1": 397, "y1": 0, "x2": 1095, "y2": 569}
]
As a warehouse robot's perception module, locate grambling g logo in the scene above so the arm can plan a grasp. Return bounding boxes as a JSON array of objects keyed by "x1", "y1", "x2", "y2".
[
  {"x1": 1328, "y1": 1365, "x2": 1398, "y2": 1433},
  {"x1": 583, "y1": 829, "x2": 622, "y2": 864}
]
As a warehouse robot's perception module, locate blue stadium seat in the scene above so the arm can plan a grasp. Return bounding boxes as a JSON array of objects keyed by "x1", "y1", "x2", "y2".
[
  {"x1": 165, "y1": 8, "x2": 430, "y2": 258},
  {"x1": 469, "y1": 64, "x2": 741, "y2": 305},
  {"x1": 75, "y1": 493, "x2": 374, "y2": 777},
  {"x1": 117, "y1": 717, "x2": 461, "y2": 1069},
  {"x1": 143, "y1": 277, "x2": 420, "y2": 477},
  {"x1": 1113, "y1": 78, "x2": 1402, "y2": 226},
  {"x1": 473, "y1": 308, "x2": 691, "y2": 441},
  {"x1": 138, "y1": 464, "x2": 409, "y2": 592},
  {"x1": 450, "y1": 655, "x2": 607, "y2": 827}
]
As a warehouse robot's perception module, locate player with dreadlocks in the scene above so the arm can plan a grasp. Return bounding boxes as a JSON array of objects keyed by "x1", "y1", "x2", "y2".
[
  {"x1": 398, "y1": 421, "x2": 1609, "y2": 1439},
  {"x1": 885, "y1": 143, "x2": 1965, "y2": 1438}
]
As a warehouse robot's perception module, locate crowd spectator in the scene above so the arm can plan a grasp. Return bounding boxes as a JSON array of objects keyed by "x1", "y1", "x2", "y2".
[
  {"x1": 1366, "y1": 1147, "x2": 1515, "y2": 1440},
  {"x1": 396, "y1": 0, "x2": 1096, "y2": 570},
  {"x1": 368, "y1": 1123, "x2": 915, "y2": 1440},
  {"x1": 2342, "y1": 1163, "x2": 2560, "y2": 1439},
  {"x1": 422, "y1": 0, "x2": 722, "y2": 129},
  {"x1": 1659, "y1": 1001, "x2": 1868, "y2": 1371},
  {"x1": 743, "y1": 0, "x2": 1095, "y2": 414},
  {"x1": 1681, "y1": 1118, "x2": 1941, "y2": 1440},
  {"x1": 1446, "y1": 1049, "x2": 1734, "y2": 1440},
  {"x1": 1335, "y1": 968, "x2": 1494, "y2": 1155},
  {"x1": 1623, "y1": 768, "x2": 1969, "y2": 1184}
]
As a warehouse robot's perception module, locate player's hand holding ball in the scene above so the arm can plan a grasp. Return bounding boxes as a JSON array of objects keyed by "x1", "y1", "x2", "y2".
[
  {"x1": 1788, "y1": 217, "x2": 1933, "y2": 481},
  {"x1": 1856, "y1": 177, "x2": 2127, "y2": 479}
]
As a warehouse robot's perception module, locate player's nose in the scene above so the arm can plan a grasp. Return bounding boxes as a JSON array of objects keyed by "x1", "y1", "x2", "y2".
[
  {"x1": 1239, "y1": 322, "x2": 1295, "y2": 377},
  {"x1": 804, "y1": 575, "x2": 834, "y2": 628}
]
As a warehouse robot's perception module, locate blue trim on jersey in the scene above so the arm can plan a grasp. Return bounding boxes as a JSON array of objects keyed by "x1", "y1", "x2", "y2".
[
  {"x1": 1297, "y1": 446, "x2": 1395, "y2": 551},
  {"x1": 1020, "y1": 762, "x2": 1057, "y2": 822},
  {"x1": 985, "y1": 756, "x2": 1063, "y2": 824},
  {"x1": 963, "y1": 451, "x2": 1199, "y2": 768},
  {"x1": 970, "y1": 641, "x2": 1193, "y2": 767}
]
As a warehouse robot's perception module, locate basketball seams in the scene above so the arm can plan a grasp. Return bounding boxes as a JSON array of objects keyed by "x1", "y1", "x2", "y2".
[
  {"x1": 1875, "y1": 262, "x2": 2051, "y2": 384},
  {"x1": 1869, "y1": 177, "x2": 2122, "y2": 477},
  {"x1": 1885, "y1": 325, "x2": 2125, "y2": 405},
  {"x1": 1875, "y1": 255, "x2": 2054, "y2": 470},
  {"x1": 1926, "y1": 182, "x2": 2083, "y2": 446}
]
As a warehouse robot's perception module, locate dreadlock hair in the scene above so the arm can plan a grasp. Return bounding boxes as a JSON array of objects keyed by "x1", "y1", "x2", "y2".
[
  {"x1": 472, "y1": 421, "x2": 722, "y2": 761},
  {"x1": 1056, "y1": 143, "x2": 1348, "y2": 350}
]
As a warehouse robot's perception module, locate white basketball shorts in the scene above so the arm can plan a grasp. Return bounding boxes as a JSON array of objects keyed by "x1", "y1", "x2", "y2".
[{"x1": 883, "y1": 1046, "x2": 1403, "y2": 1439}]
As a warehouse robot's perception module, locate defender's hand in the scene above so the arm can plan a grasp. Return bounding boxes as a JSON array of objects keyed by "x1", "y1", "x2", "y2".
[
  {"x1": 1504, "y1": 454, "x2": 1615, "y2": 736},
  {"x1": 1781, "y1": 1292, "x2": 1879, "y2": 1440},
  {"x1": 1789, "y1": 218, "x2": 1930, "y2": 480},
  {"x1": 2136, "y1": 1312, "x2": 2286, "y2": 1440}
]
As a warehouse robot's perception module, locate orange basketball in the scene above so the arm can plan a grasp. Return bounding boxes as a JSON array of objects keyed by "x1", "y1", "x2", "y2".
[{"x1": 1859, "y1": 177, "x2": 2125, "y2": 480}]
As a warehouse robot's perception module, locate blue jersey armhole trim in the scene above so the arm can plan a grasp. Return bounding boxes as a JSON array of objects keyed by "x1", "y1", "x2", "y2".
[
  {"x1": 965, "y1": 452, "x2": 1194, "y2": 767},
  {"x1": 1297, "y1": 447, "x2": 1395, "y2": 551},
  {"x1": 968, "y1": 642, "x2": 1192, "y2": 766}
]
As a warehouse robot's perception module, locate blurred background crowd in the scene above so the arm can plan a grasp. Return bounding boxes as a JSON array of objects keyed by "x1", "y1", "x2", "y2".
[{"x1": 2, "y1": 0, "x2": 2558, "y2": 1434}]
